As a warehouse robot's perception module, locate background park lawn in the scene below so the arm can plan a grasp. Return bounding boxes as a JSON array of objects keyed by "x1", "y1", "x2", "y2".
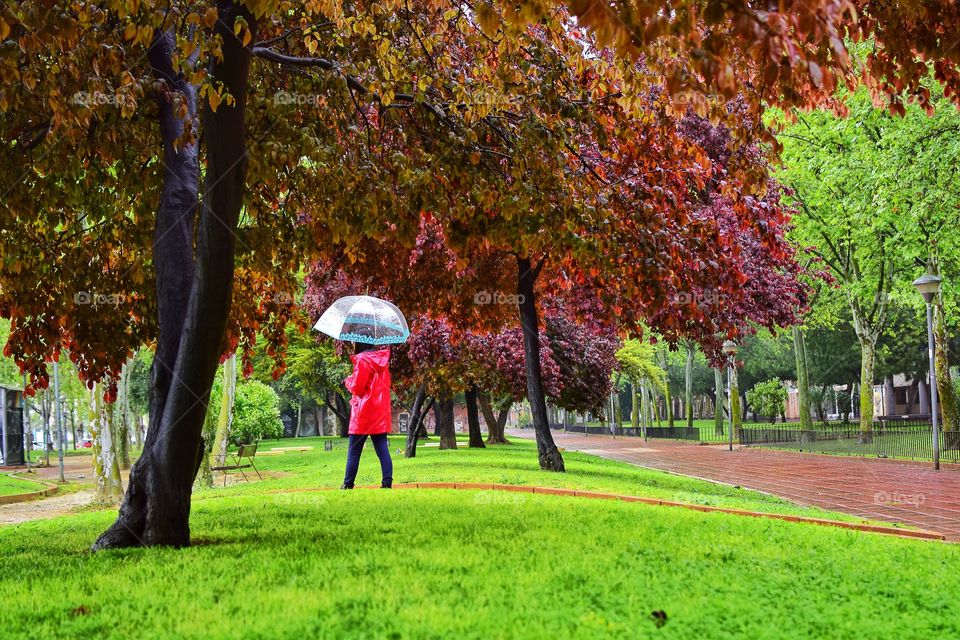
[
  {"x1": 0, "y1": 473, "x2": 46, "y2": 497},
  {"x1": 3, "y1": 439, "x2": 959, "y2": 639}
]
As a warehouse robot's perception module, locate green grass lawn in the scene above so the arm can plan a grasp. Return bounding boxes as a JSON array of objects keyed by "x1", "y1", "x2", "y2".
[
  {"x1": 2, "y1": 437, "x2": 958, "y2": 639},
  {"x1": 212, "y1": 436, "x2": 862, "y2": 521},
  {"x1": 0, "y1": 473, "x2": 46, "y2": 496}
]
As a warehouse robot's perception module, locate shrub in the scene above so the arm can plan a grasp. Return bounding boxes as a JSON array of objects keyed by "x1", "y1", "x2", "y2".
[
  {"x1": 231, "y1": 381, "x2": 284, "y2": 445},
  {"x1": 746, "y1": 378, "x2": 787, "y2": 424}
]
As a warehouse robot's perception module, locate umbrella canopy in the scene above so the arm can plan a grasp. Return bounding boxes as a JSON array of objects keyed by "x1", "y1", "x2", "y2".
[{"x1": 313, "y1": 295, "x2": 410, "y2": 345}]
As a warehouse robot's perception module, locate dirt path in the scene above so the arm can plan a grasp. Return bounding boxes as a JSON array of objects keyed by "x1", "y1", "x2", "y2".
[{"x1": 0, "y1": 489, "x2": 97, "y2": 525}]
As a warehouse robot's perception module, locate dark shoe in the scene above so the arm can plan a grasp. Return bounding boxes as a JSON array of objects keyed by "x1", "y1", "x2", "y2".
[
  {"x1": 380, "y1": 484, "x2": 392, "y2": 489},
  {"x1": 340, "y1": 483, "x2": 353, "y2": 490}
]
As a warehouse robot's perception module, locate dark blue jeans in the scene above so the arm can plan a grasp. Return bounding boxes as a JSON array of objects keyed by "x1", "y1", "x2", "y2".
[{"x1": 343, "y1": 434, "x2": 393, "y2": 488}]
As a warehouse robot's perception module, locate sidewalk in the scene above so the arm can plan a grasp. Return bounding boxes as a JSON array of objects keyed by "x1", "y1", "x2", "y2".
[{"x1": 509, "y1": 429, "x2": 960, "y2": 540}]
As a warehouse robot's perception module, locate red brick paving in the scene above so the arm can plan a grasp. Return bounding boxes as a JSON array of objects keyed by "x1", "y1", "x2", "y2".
[{"x1": 509, "y1": 430, "x2": 960, "y2": 540}]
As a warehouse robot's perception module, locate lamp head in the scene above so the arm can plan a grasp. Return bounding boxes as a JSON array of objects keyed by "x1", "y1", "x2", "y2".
[
  {"x1": 913, "y1": 273, "x2": 943, "y2": 304},
  {"x1": 721, "y1": 340, "x2": 738, "y2": 357}
]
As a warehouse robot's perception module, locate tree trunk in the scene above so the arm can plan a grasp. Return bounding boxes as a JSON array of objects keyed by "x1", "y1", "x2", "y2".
[
  {"x1": 631, "y1": 383, "x2": 639, "y2": 428},
  {"x1": 656, "y1": 349, "x2": 673, "y2": 427},
  {"x1": 858, "y1": 338, "x2": 876, "y2": 438},
  {"x1": 116, "y1": 361, "x2": 132, "y2": 470},
  {"x1": 792, "y1": 326, "x2": 812, "y2": 430},
  {"x1": 404, "y1": 387, "x2": 430, "y2": 458},
  {"x1": 465, "y1": 386, "x2": 486, "y2": 448},
  {"x1": 517, "y1": 255, "x2": 564, "y2": 471},
  {"x1": 639, "y1": 380, "x2": 649, "y2": 437},
  {"x1": 90, "y1": 386, "x2": 124, "y2": 504},
  {"x1": 651, "y1": 384, "x2": 661, "y2": 427},
  {"x1": 436, "y1": 396, "x2": 457, "y2": 450},
  {"x1": 684, "y1": 342, "x2": 694, "y2": 427},
  {"x1": 213, "y1": 354, "x2": 236, "y2": 464},
  {"x1": 40, "y1": 395, "x2": 51, "y2": 466},
  {"x1": 613, "y1": 386, "x2": 623, "y2": 429},
  {"x1": 730, "y1": 366, "x2": 742, "y2": 438},
  {"x1": 93, "y1": 8, "x2": 256, "y2": 550},
  {"x1": 714, "y1": 368, "x2": 724, "y2": 435},
  {"x1": 930, "y1": 258, "x2": 960, "y2": 431},
  {"x1": 480, "y1": 394, "x2": 511, "y2": 445}
]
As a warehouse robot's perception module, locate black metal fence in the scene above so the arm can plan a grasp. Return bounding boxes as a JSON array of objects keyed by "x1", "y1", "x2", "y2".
[
  {"x1": 740, "y1": 418, "x2": 960, "y2": 462},
  {"x1": 550, "y1": 424, "x2": 701, "y2": 441}
]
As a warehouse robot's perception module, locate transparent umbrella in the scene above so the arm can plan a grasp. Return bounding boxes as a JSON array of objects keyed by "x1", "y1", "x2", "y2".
[{"x1": 313, "y1": 295, "x2": 409, "y2": 345}]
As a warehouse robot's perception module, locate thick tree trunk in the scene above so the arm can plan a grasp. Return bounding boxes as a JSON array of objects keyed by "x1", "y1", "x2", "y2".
[
  {"x1": 656, "y1": 350, "x2": 674, "y2": 427},
  {"x1": 480, "y1": 394, "x2": 511, "y2": 445},
  {"x1": 517, "y1": 255, "x2": 564, "y2": 471},
  {"x1": 858, "y1": 339, "x2": 876, "y2": 438},
  {"x1": 93, "y1": 8, "x2": 256, "y2": 550},
  {"x1": 436, "y1": 396, "x2": 457, "y2": 449},
  {"x1": 793, "y1": 326, "x2": 812, "y2": 430},
  {"x1": 714, "y1": 368, "x2": 724, "y2": 435},
  {"x1": 465, "y1": 386, "x2": 485, "y2": 448}
]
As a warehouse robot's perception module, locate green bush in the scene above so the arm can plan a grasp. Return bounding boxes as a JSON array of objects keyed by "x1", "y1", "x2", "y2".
[
  {"x1": 746, "y1": 378, "x2": 788, "y2": 424},
  {"x1": 231, "y1": 380, "x2": 284, "y2": 445}
]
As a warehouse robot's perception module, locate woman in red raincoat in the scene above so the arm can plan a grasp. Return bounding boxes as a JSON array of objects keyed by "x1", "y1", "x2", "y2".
[{"x1": 341, "y1": 343, "x2": 393, "y2": 489}]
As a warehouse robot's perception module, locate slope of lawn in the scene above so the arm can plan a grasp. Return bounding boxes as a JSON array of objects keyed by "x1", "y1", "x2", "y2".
[
  {"x1": 203, "y1": 436, "x2": 869, "y2": 522},
  {"x1": 0, "y1": 473, "x2": 46, "y2": 496}
]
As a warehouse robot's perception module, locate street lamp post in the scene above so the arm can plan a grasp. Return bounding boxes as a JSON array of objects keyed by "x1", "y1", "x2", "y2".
[
  {"x1": 722, "y1": 340, "x2": 738, "y2": 452},
  {"x1": 913, "y1": 273, "x2": 943, "y2": 471}
]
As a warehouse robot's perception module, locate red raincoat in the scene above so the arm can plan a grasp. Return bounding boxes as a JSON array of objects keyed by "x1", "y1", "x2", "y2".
[{"x1": 344, "y1": 348, "x2": 393, "y2": 435}]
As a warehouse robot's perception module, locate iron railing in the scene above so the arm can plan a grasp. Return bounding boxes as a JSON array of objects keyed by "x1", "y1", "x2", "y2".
[
  {"x1": 740, "y1": 420, "x2": 960, "y2": 462},
  {"x1": 550, "y1": 424, "x2": 701, "y2": 441}
]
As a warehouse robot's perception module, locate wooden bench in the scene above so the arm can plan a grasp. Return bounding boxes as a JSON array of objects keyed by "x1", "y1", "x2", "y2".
[{"x1": 211, "y1": 444, "x2": 262, "y2": 486}]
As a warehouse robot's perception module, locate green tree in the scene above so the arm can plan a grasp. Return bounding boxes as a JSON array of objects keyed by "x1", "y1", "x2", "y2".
[
  {"x1": 231, "y1": 381, "x2": 283, "y2": 446},
  {"x1": 746, "y1": 379, "x2": 789, "y2": 425},
  {"x1": 616, "y1": 339, "x2": 667, "y2": 430}
]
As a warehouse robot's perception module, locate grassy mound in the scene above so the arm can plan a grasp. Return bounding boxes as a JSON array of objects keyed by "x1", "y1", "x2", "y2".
[
  {"x1": 2, "y1": 437, "x2": 956, "y2": 639},
  {"x1": 0, "y1": 473, "x2": 46, "y2": 497}
]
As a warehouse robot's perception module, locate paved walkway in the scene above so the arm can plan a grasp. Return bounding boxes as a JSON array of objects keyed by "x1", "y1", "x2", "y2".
[{"x1": 510, "y1": 430, "x2": 960, "y2": 540}]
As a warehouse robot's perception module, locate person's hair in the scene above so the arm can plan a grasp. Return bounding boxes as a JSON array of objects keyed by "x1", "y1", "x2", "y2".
[{"x1": 354, "y1": 342, "x2": 376, "y2": 355}]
